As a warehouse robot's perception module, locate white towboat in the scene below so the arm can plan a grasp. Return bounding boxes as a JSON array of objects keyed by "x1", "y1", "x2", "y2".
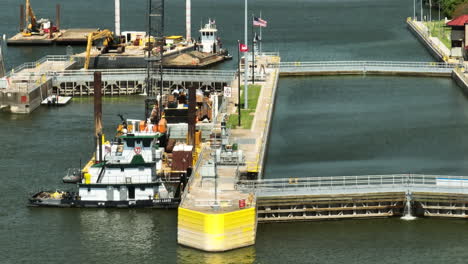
[{"x1": 30, "y1": 116, "x2": 188, "y2": 208}]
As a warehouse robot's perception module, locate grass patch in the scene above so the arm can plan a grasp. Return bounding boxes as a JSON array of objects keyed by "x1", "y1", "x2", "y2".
[
  {"x1": 424, "y1": 20, "x2": 452, "y2": 49},
  {"x1": 227, "y1": 84, "x2": 261, "y2": 129}
]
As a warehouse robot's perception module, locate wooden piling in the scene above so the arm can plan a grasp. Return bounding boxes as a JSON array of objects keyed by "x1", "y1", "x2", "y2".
[{"x1": 94, "y1": 72, "x2": 103, "y2": 163}]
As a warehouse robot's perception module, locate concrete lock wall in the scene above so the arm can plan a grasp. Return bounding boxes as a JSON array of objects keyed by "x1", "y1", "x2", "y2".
[{"x1": 177, "y1": 207, "x2": 256, "y2": 252}]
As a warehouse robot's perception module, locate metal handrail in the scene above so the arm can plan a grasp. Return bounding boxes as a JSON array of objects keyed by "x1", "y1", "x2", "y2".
[
  {"x1": 9, "y1": 68, "x2": 236, "y2": 79},
  {"x1": 6, "y1": 55, "x2": 235, "y2": 82},
  {"x1": 274, "y1": 61, "x2": 461, "y2": 69},
  {"x1": 8, "y1": 55, "x2": 70, "y2": 76},
  {"x1": 180, "y1": 145, "x2": 211, "y2": 202},
  {"x1": 238, "y1": 174, "x2": 468, "y2": 193}
]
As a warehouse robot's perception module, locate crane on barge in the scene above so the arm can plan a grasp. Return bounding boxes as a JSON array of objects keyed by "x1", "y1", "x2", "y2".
[
  {"x1": 21, "y1": 0, "x2": 58, "y2": 37},
  {"x1": 83, "y1": 29, "x2": 125, "y2": 70}
]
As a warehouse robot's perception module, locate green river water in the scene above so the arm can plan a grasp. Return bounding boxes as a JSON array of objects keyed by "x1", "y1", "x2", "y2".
[{"x1": 1, "y1": 0, "x2": 468, "y2": 263}]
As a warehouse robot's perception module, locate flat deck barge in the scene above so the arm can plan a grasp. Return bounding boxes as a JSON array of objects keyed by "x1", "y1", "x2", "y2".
[
  {"x1": 7, "y1": 28, "x2": 98, "y2": 46},
  {"x1": 72, "y1": 45, "x2": 228, "y2": 69}
]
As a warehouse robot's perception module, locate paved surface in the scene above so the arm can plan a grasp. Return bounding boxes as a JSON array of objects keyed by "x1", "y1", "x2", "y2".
[
  {"x1": 229, "y1": 55, "x2": 280, "y2": 165},
  {"x1": 180, "y1": 55, "x2": 280, "y2": 213},
  {"x1": 3, "y1": 58, "x2": 74, "y2": 92}
]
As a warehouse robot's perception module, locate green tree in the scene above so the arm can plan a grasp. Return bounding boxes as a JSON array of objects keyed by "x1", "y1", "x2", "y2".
[{"x1": 431, "y1": 0, "x2": 466, "y2": 18}]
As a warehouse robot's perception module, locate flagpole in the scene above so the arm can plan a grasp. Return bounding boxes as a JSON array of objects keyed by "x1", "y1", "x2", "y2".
[
  {"x1": 251, "y1": 14, "x2": 255, "y2": 85},
  {"x1": 420, "y1": 0, "x2": 423, "y2": 21},
  {"x1": 259, "y1": 11, "x2": 262, "y2": 53},
  {"x1": 237, "y1": 40, "x2": 241, "y2": 127},
  {"x1": 244, "y1": 0, "x2": 248, "y2": 109}
]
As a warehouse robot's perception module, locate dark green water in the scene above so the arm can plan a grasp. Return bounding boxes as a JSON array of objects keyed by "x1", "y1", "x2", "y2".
[{"x1": 1, "y1": 0, "x2": 465, "y2": 263}]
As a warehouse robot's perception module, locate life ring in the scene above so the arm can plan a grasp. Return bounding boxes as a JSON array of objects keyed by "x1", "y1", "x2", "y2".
[{"x1": 134, "y1": 146, "x2": 142, "y2": 154}]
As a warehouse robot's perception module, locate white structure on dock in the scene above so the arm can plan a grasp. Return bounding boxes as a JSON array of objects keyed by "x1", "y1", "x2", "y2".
[
  {"x1": 115, "y1": 0, "x2": 121, "y2": 36},
  {"x1": 186, "y1": 0, "x2": 191, "y2": 41}
]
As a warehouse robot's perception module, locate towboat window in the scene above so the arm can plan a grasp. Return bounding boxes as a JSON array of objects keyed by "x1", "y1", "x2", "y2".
[
  {"x1": 140, "y1": 187, "x2": 146, "y2": 191},
  {"x1": 143, "y1": 139, "x2": 152, "y2": 147},
  {"x1": 121, "y1": 167, "x2": 125, "y2": 172},
  {"x1": 136, "y1": 139, "x2": 141, "y2": 145},
  {"x1": 138, "y1": 166, "x2": 144, "y2": 171},
  {"x1": 126, "y1": 138, "x2": 135, "y2": 147}
]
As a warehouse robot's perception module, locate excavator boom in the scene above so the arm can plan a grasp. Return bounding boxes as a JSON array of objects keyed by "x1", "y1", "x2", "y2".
[
  {"x1": 25, "y1": 0, "x2": 37, "y2": 32},
  {"x1": 84, "y1": 30, "x2": 124, "y2": 70}
]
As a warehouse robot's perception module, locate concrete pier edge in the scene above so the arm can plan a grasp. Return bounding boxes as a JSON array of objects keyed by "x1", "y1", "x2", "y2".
[
  {"x1": 177, "y1": 54, "x2": 280, "y2": 252},
  {"x1": 406, "y1": 18, "x2": 468, "y2": 99},
  {"x1": 406, "y1": 18, "x2": 446, "y2": 62}
]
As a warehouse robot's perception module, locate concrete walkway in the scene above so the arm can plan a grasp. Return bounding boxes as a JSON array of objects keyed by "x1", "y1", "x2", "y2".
[{"x1": 180, "y1": 54, "x2": 280, "y2": 212}]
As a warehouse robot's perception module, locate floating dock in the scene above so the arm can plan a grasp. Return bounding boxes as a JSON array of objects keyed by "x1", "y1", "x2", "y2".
[
  {"x1": 7, "y1": 29, "x2": 98, "y2": 46},
  {"x1": 0, "y1": 56, "x2": 75, "y2": 113}
]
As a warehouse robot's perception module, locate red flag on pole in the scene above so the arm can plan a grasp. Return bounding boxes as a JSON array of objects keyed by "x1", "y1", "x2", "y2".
[{"x1": 239, "y1": 43, "x2": 249, "y2": 52}]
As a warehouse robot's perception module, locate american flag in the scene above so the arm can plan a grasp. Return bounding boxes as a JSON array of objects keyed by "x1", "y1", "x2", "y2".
[{"x1": 253, "y1": 17, "x2": 267, "y2": 27}]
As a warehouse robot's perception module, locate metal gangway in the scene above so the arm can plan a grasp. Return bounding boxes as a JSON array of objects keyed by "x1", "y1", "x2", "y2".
[
  {"x1": 1, "y1": 55, "x2": 236, "y2": 95},
  {"x1": 49, "y1": 68, "x2": 236, "y2": 83},
  {"x1": 238, "y1": 174, "x2": 468, "y2": 197},
  {"x1": 275, "y1": 61, "x2": 463, "y2": 76},
  {"x1": 4, "y1": 55, "x2": 235, "y2": 83}
]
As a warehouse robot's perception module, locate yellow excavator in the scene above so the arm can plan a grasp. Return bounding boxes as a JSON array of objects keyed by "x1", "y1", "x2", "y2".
[
  {"x1": 84, "y1": 29, "x2": 125, "y2": 69},
  {"x1": 21, "y1": 0, "x2": 57, "y2": 37},
  {"x1": 22, "y1": 0, "x2": 38, "y2": 36}
]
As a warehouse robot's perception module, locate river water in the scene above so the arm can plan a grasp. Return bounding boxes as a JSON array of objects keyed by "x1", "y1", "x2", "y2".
[{"x1": 1, "y1": 0, "x2": 467, "y2": 263}]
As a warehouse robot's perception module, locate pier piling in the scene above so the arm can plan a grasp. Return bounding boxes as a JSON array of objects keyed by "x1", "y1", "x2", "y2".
[
  {"x1": 19, "y1": 4, "x2": 24, "y2": 33},
  {"x1": 56, "y1": 4, "x2": 60, "y2": 31},
  {"x1": 94, "y1": 72, "x2": 103, "y2": 163}
]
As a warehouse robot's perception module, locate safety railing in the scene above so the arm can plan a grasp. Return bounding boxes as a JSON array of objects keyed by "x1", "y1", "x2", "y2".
[
  {"x1": 9, "y1": 68, "x2": 236, "y2": 83},
  {"x1": 274, "y1": 61, "x2": 461, "y2": 70},
  {"x1": 6, "y1": 55, "x2": 235, "y2": 80},
  {"x1": 8, "y1": 55, "x2": 71, "y2": 77},
  {"x1": 191, "y1": 192, "x2": 256, "y2": 210},
  {"x1": 98, "y1": 175, "x2": 153, "y2": 184},
  {"x1": 180, "y1": 145, "x2": 211, "y2": 203},
  {"x1": 238, "y1": 174, "x2": 468, "y2": 194}
]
